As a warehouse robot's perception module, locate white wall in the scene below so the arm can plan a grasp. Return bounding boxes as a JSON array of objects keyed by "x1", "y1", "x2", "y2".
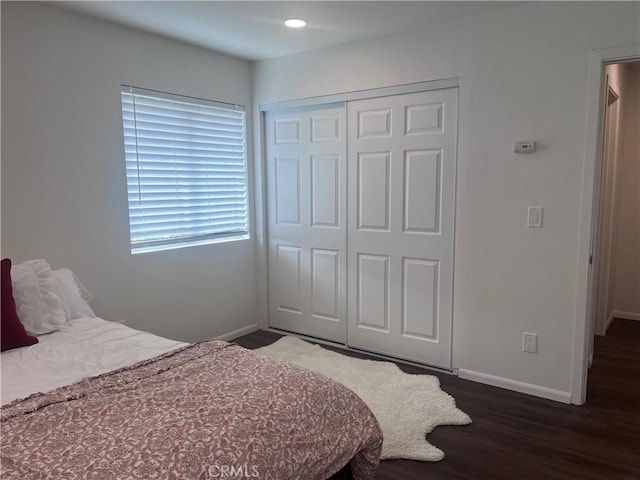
[
  {"x1": 1, "y1": 2, "x2": 258, "y2": 342},
  {"x1": 613, "y1": 62, "x2": 640, "y2": 318},
  {"x1": 252, "y1": 2, "x2": 640, "y2": 397}
]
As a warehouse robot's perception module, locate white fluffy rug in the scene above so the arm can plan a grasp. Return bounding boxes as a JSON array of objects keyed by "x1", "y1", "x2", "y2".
[{"x1": 256, "y1": 336, "x2": 471, "y2": 461}]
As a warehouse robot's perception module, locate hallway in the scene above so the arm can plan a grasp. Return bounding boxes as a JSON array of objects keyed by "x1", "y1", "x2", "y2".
[{"x1": 587, "y1": 318, "x2": 640, "y2": 415}]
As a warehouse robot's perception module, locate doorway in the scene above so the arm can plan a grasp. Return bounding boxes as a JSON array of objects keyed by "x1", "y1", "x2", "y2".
[{"x1": 587, "y1": 60, "x2": 640, "y2": 399}]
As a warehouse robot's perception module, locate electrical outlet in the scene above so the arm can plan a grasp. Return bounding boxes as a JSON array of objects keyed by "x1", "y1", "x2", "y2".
[{"x1": 523, "y1": 332, "x2": 537, "y2": 353}]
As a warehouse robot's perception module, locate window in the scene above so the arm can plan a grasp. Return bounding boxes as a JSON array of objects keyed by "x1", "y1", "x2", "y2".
[{"x1": 121, "y1": 86, "x2": 249, "y2": 254}]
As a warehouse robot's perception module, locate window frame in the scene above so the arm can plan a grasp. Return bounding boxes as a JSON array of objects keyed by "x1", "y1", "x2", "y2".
[{"x1": 120, "y1": 85, "x2": 250, "y2": 255}]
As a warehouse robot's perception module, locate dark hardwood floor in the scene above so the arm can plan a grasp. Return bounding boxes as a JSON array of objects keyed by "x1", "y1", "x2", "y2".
[{"x1": 234, "y1": 318, "x2": 640, "y2": 480}]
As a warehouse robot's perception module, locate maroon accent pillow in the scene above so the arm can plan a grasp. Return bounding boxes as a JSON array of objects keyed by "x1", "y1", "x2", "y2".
[{"x1": 2, "y1": 258, "x2": 38, "y2": 352}]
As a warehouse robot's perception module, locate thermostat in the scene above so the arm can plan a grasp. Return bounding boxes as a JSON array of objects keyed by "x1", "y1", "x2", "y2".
[{"x1": 514, "y1": 140, "x2": 536, "y2": 153}]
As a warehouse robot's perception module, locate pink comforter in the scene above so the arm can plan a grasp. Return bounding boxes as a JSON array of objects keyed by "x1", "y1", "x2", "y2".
[{"x1": 1, "y1": 340, "x2": 382, "y2": 480}]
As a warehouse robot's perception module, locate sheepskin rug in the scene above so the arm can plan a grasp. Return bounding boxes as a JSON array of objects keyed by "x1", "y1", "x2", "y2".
[{"x1": 256, "y1": 336, "x2": 472, "y2": 461}]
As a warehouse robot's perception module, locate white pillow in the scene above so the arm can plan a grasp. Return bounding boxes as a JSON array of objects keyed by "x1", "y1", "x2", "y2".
[
  {"x1": 52, "y1": 268, "x2": 96, "y2": 320},
  {"x1": 11, "y1": 259, "x2": 67, "y2": 335}
]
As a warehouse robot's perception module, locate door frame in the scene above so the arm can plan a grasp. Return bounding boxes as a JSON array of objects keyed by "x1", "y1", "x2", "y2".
[
  {"x1": 592, "y1": 79, "x2": 621, "y2": 340},
  {"x1": 260, "y1": 78, "x2": 460, "y2": 112},
  {"x1": 572, "y1": 45, "x2": 639, "y2": 405}
]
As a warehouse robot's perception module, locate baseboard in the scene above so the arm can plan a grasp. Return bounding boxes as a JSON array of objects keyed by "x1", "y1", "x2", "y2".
[
  {"x1": 216, "y1": 323, "x2": 260, "y2": 342},
  {"x1": 610, "y1": 311, "x2": 640, "y2": 322},
  {"x1": 457, "y1": 369, "x2": 572, "y2": 404},
  {"x1": 605, "y1": 311, "x2": 640, "y2": 333}
]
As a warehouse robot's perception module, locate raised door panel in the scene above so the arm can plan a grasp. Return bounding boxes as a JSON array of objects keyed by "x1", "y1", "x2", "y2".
[
  {"x1": 402, "y1": 258, "x2": 439, "y2": 340},
  {"x1": 403, "y1": 149, "x2": 441, "y2": 233},
  {"x1": 357, "y1": 254, "x2": 390, "y2": 332},
  {"x1": 311, "y1": 248, "x2": 340, "y2": 321},
  {"x1": 405, "y1": 102, "x2": 443, "y2": 135},
  {"x1": 358, "y1": 109, "x2": 392, "y2": 138},
  {"x1": 275, "y1": 157, "x2": 301, "y2": 225},
  {"x1": 275, "y1": 119, "x2": 301, "y2": 144},
  {"x1": 357, "y1": 152, "x2": 391, "y2": 231},
  {"x1": 276, "y1": 245, "x2": 303, "y2": 313},
  {"x1": 311, "y1": 154, "x2": 340, "y2": 228},
  {"x1": 311, "y1": 116, "x2": 341, "y2": 143}
]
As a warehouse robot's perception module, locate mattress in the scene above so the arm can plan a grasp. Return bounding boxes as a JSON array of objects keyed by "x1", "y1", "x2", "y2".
[{"x1": 0, "y1": 317, "x2": 186, "y2": 405}]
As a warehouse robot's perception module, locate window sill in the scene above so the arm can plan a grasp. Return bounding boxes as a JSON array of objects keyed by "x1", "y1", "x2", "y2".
[{"x1": 131, "y1": 234, "x2": 251, "y2": 255}]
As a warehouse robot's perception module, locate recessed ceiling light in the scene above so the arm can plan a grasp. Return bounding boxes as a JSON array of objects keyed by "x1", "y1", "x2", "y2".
[{"x1": 284, "y1": 18, "x2": 307, "y2": 29}]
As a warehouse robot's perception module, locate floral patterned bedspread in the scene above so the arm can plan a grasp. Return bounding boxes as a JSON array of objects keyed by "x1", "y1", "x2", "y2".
[{"x1": 1, "y1": 340, "x2": 382, "y2": 480}]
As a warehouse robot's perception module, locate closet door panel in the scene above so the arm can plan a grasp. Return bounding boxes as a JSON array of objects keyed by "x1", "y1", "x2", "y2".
[
  {"x1": 347, "y1": 88, "x2": 458, "y2": 368},
  {"x1": 266, "y1": 105, "x2": 347, "y2": 342}
]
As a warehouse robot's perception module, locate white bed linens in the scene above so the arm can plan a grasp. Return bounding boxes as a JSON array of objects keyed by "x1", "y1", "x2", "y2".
[{"x1": 0, "y1": 317, "x2": 186, "y2": 405}]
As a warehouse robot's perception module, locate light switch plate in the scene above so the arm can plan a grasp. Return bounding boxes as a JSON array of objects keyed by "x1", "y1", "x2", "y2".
[{"x1": 528, "y1": 207, "x2": 543, "y2": 228}]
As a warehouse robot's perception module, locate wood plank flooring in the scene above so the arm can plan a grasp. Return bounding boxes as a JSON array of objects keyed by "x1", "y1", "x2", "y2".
[{"x1": 234, "y1": 318, "x2": 640, "y2": 480}]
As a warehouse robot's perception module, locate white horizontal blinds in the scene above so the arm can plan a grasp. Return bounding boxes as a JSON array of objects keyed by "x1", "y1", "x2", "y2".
[{"x1": 121, "y1": 86, "x2": 248, "y2": 251}]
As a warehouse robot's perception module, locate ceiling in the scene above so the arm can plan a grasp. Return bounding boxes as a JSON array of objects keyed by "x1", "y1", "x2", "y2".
[{"x1": 54, "y1": 1, "x2": 517, "y2": 61}]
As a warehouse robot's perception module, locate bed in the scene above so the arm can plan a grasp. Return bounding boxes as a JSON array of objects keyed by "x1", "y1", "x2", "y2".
[{"x1": 1, "y1": 259, "x2": 382, "y2": 480}]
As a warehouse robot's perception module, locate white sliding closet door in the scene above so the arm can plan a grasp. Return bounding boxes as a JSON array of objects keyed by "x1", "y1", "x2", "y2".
[
  {"x1": 266, "y1": 104, "x2": 347, "y2": 342},
  {"x1": 347, "y1": 88, "x2": 458, "y2": 368}
]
